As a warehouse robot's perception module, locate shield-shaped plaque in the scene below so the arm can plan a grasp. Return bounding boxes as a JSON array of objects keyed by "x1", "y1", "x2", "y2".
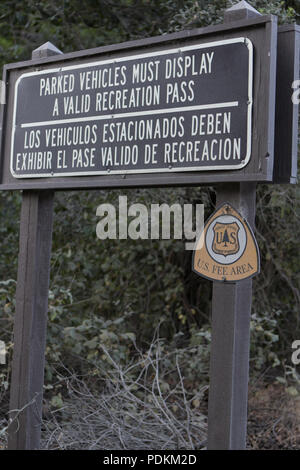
[
  {"x1": 192, "y1": 202, "x2": 260, "y2": 282},
  {"x1": 212, "y1": 222, "x2": 240, "y2": 256}
]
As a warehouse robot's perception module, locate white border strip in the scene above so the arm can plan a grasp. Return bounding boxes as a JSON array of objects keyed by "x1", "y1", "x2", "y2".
[{"x1": 10, "y1": 37, "x2": 253, "y2": 179}]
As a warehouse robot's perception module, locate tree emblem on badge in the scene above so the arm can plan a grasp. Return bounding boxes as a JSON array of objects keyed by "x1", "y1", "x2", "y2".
[{"x1": 212, "y1": 222, "x2": 240, "y2": 256}]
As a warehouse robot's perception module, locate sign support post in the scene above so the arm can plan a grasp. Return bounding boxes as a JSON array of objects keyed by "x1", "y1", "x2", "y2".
[
  {"x1": 7, "y1": 44, "x2": 62, "y2": 451},
  {"x1": 207, "y1": 2, "x2": 259, "y2": 450},
  {"x1": 207, "y1": 3, "x2": 261, "y2": 450},
  {"x1": 207, "y1": 182, "x2": 256, "y2": 449}
]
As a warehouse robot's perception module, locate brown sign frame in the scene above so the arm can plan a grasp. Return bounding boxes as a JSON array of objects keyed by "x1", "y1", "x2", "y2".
[
  {"x1": 273, "y1": 24, "x2": 300, "y2": 184},
  {"x1": 0, "y1": 14, "x2": 278, "y2": 190}
]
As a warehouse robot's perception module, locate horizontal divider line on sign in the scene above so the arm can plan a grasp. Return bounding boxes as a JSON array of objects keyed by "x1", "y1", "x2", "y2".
[{"x1": 20, "y1": 101, "x2": 239, "y2": 128}]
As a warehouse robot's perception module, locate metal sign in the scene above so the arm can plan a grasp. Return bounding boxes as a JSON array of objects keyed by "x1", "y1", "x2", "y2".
[
  {"x1": 10, "y1": 38, "x2": 252, "y2": 179},
  {"x1": 192, "y1": 202, "x2": 260, "y2": 282}
]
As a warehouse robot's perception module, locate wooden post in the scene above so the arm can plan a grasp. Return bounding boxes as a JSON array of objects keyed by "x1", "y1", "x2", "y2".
[
  {"x1": 207, "y1": 182, "x2": 256, "y2": 449},
  {"x1": 207, "y1": 1, "x2": 259, "y2": 450},
  {"x1": 207, "y1": 2, "x2": 261, "y2": 450},
  {"x1": 8, "y1": 43, "x2": 62, "y2": 450}
]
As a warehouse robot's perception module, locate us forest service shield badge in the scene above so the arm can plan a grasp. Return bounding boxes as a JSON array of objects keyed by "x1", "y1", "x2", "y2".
[
  {"x1": 212, "y1": 222, "x2": 240, "y2": 256},
  {"x1": 192, "y1": 203, "x2": 260, "y2": 282}
]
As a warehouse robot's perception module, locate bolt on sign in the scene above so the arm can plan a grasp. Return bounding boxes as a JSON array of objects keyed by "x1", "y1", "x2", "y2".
[
  {"x1": 0, "y1": 14, "x2": 288, "y2": 190},
  {"x1": 192, "y1": 203, "x2": 260, "y2": 282}
]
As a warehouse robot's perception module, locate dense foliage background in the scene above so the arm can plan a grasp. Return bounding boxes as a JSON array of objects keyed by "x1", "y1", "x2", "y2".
[{"x1": 0, "y1": 0, "x2": 299, "y2": 448}]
